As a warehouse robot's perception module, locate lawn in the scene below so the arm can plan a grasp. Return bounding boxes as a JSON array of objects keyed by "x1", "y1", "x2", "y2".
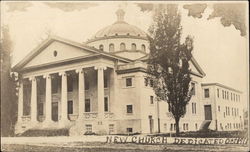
[{"x1": 1, "y1": 142, "x2": 249, "y2": 152}]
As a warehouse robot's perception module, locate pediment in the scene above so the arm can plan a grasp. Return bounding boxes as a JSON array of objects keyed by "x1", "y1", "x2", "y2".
[
  {"x1": 139, "y1": 55, "x2": 205, "y2": 77},
  {"x1": 24, "y1": 41, "x2": 95, "y2": 68}
]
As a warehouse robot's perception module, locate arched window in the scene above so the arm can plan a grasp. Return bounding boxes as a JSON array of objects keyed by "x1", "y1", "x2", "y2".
[
  {"x1": 131, "y1": 43, "x2": 136, "y2": 50},
  {"x1": 120, "y1": 43, "x2": 126, "y2": 51},
  {"x1": 141, "y1": 44, "x2": 146, "y2": 52},
  {"x1": 109, "y1": 43, "x2": 114, "y2": 52},
  {"x1": 99, "y1": 44, "x2": 104, "y2": 51}
]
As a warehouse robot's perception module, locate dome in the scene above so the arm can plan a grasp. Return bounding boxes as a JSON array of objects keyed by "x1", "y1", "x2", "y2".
[{"x1": 89, "y1": 9, "x2": 147, "y2": 42}]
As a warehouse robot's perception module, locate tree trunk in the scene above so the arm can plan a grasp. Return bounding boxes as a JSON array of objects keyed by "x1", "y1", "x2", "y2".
[{"x1": 175, "y1": 118, "x2": 180, "y2": 137}]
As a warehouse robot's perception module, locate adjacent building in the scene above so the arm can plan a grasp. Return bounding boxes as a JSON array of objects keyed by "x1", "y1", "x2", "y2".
[
  {"x1": 13, "y1": 9, "x2": 244, "y2": 135},
  {"x1": 201, "y1": 83, "x2": 244, "y2": 131}
]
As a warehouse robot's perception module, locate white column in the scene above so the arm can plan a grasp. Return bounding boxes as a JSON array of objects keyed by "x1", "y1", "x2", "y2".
[
  {"x1": 30, "y1": 76, "x2": 37, "y2": 122},
  {"x1": 76, "y1": 68, "x2": 85, "y2": 120},
  {"x1": 110, "y1": 68, "x2": 117, "y2": 114},
  {"x1": 59, "y1": 71, "x2": 68, "y2": 123},
  {"x1": 17, "y1": 81, "x2": 24, "y2": 122},
  {"x1": 95, "y1": 66, "x2": 106, "y2": 118},
  {"x1": 44, "y1": 74, "x2": 52, "y2": 123}
]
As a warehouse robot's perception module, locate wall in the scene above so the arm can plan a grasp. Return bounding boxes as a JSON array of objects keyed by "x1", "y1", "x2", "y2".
[{"x1": 87, "y1": 38, "x2": 149, "y2": 53}]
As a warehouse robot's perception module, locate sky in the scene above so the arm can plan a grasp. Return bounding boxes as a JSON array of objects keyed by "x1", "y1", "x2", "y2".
[{"x1": 1, "y1": 1, "x2": 248, "y2": 108}]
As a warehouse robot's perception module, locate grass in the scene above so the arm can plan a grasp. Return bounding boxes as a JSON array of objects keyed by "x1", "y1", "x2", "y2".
[{"x1": 1, "y1": 143, "x2": 248, "y2": 152}]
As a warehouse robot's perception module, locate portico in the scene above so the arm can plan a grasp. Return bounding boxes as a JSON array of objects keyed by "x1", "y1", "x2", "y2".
[{"x1": 16, "y1": 63, "x2": 115, "y2": 131}]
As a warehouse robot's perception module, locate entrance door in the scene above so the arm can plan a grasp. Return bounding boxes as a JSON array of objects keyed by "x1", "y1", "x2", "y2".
[
  {"x1": 149, "y1": 115, "x2": 154, "y2": 133},
  {"x1": 204, "y1": 105, "x2": 212, "y2": 120},
  {"x1": 52, "y1": 102, "x2": 58, "y2": 121}
]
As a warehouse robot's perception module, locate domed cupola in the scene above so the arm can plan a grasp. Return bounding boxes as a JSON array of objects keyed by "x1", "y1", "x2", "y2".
[
  {"x1": 86, "y1": 9, "x2": 149, "y2": 59},
  {"x1": 88, "y1": 9, "x2": 147, "y2": 41}
]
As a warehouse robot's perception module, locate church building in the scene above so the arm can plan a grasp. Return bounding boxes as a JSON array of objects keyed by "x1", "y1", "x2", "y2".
[{"x1": 13, "y1": 9, "x2": 244, "y2": 135}]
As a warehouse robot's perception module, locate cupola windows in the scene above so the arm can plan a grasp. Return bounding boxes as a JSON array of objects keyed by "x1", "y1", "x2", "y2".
[
  {"x1": 109, "y1": 43, "x2": 114, "y2": 52},
  {"x1": 131, "y1": 43, "x2": 136, "y2": 50},
  {"x1": 120, "y1": 43, "x2": 126, "y2": 51},
  {"x1": 141, "y1": 44, "x2": 146, "y2": 52},
  {"x1": 99, "y1": 44, "x2": 104, "y2": 51}
]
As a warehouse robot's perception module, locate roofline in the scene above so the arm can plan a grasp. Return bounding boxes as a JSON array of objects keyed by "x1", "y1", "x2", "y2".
[
  {"x1": 12, "y1": 35, "x2": 132, "y2": 71},
  {"x1": 136, "y1": 55, "x2": 206, "y2": 78},
  {"x1": 190, "y1": 57, "x2": 206, "y2": 77},
  {"x1": 201, "y1": 83, "x2": 242, "y2": 93},
  {"x1": 86, "y1": 35, "x2": 148, "y2": 44},
  {"x1": 111, "y1": 50, "x2": 147, "y2": 55}
]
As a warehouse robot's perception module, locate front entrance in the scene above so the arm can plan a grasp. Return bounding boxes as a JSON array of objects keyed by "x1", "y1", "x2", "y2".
[
  {"x1": 52, "y1": 102, "x2": 58, "y2": 121},
  {"x1": 149, "y1": 115, "x2": 154, "y2": 133},
  {"x1": 204, "y1": 105, "x2": 212, "y2": 120}
]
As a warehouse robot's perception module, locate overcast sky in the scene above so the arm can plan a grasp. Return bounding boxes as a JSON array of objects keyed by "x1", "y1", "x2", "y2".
[{"x1": 1, "y1": 1, "x2": 248, "y2": 107}]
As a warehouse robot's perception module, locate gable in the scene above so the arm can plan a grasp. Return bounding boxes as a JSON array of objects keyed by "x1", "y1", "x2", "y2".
[
  {"x1": 24, "y1": 41, "x2": 95, "y2": 68},
  {"x1": 139, "y1": 55, "x2": 205, "y2": 77}
]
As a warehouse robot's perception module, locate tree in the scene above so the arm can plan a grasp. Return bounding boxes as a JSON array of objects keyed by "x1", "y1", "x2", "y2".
[
  {"x1": 147, "y1": 4, "x2": 194, "y2": 136},
  {"x1": 0, "y1": 26, "x2": 18, "y2": 136}
]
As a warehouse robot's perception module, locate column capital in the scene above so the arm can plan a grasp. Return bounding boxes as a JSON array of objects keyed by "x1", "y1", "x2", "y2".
[
  {"x1": 58, "y1": 71, "x2": 67, "y2": 76},
  {"x1": 29, "y1": 76, "x2": 37, "y2": 81},
  {"x1": 75, "y1": 68, "x2": 84, "y2": 74},
  {"x1": 43, "y1": 74, "x2": 51, "y2": 79},
  {"x1": 94, "y1": 65, "x2": 107, "y2": 71}
]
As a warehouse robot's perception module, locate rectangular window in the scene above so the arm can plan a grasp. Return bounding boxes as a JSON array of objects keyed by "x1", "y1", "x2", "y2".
[
  {"x1": 217, "y1": 89, "x2": 219, "y2": 98},
  {"x1": 38, "y1": 102, "x2": 44, "y2": 115},
  {"x1": 195, "y1": 123, "x2": 198, "y2": 130},
  {"x1": 191, "y1": 82, "x2": 195, "y2": 95},
  {"x1": 204, "y1": 89, "x2": 209, "y2": 98},
  {"x1": 183, "y1": 124, "x2": 185, "y2": 130},
  {"x1": 85, "y1": 77, "x2": 89, "y2": 90},
  {"x1": 37, "y1": 79, "x2": 45, "y2": 95},
  {"x1": 109, "y1": 124, "x2": 114, "y2": 134},
  {"x1": 85, "y1": 124, "x2": 92, "y2": 132},
  {"x1": 67, "y1": 76, "x2": 73, "y2": 92},
  {"x1": 222, "y1": 90, "x2": 224, "y2": 99},
  {"x1": 218, "y1": 106, "x2": 220, "y2": 112},
  {"x1": 126, "y1": 105, "x2": 133, "y2": 114},
  {"x1": 227, "y1": 92, "x2": 229, "y2": 100},
  {"x1": 104, "y1": 97, "x2": 109, "y2": 112},
  {"x1": 192, "y1": 103, "x2": 196, "y2": 114},
  {"x1": 126, "y1": 77, "x2": 132, "y2": 87},
  {"x1": 127, "y1": 128, "x2": 133, "y2": 133},
  {"x1": 228, "y1": 107, "x2": 230, "y2": 116},
  {"x1": 231, "y1": 93, "x2": 232, "y2": 100},
  {"x1": 85, "y1": 99, "x2": 91, "y2": 112},
  {"x1": 68, "y1": 100, "x2": 73, "y2": 114},
  {"x1": 186, "y1": 123, "x2": 189, "y2": 131},
  {"x1": 52, "y1": 78, "x2": 59, "y2": 94},
  {"x1": 170, "y1": 124, "x2": 173, "y2": 131},
  {"x1": 104, "y1": 75, "x2": 108, "y2": 88},
  {"x1": 150, "y1": 96, "x2": 154, "y2": 104}
]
